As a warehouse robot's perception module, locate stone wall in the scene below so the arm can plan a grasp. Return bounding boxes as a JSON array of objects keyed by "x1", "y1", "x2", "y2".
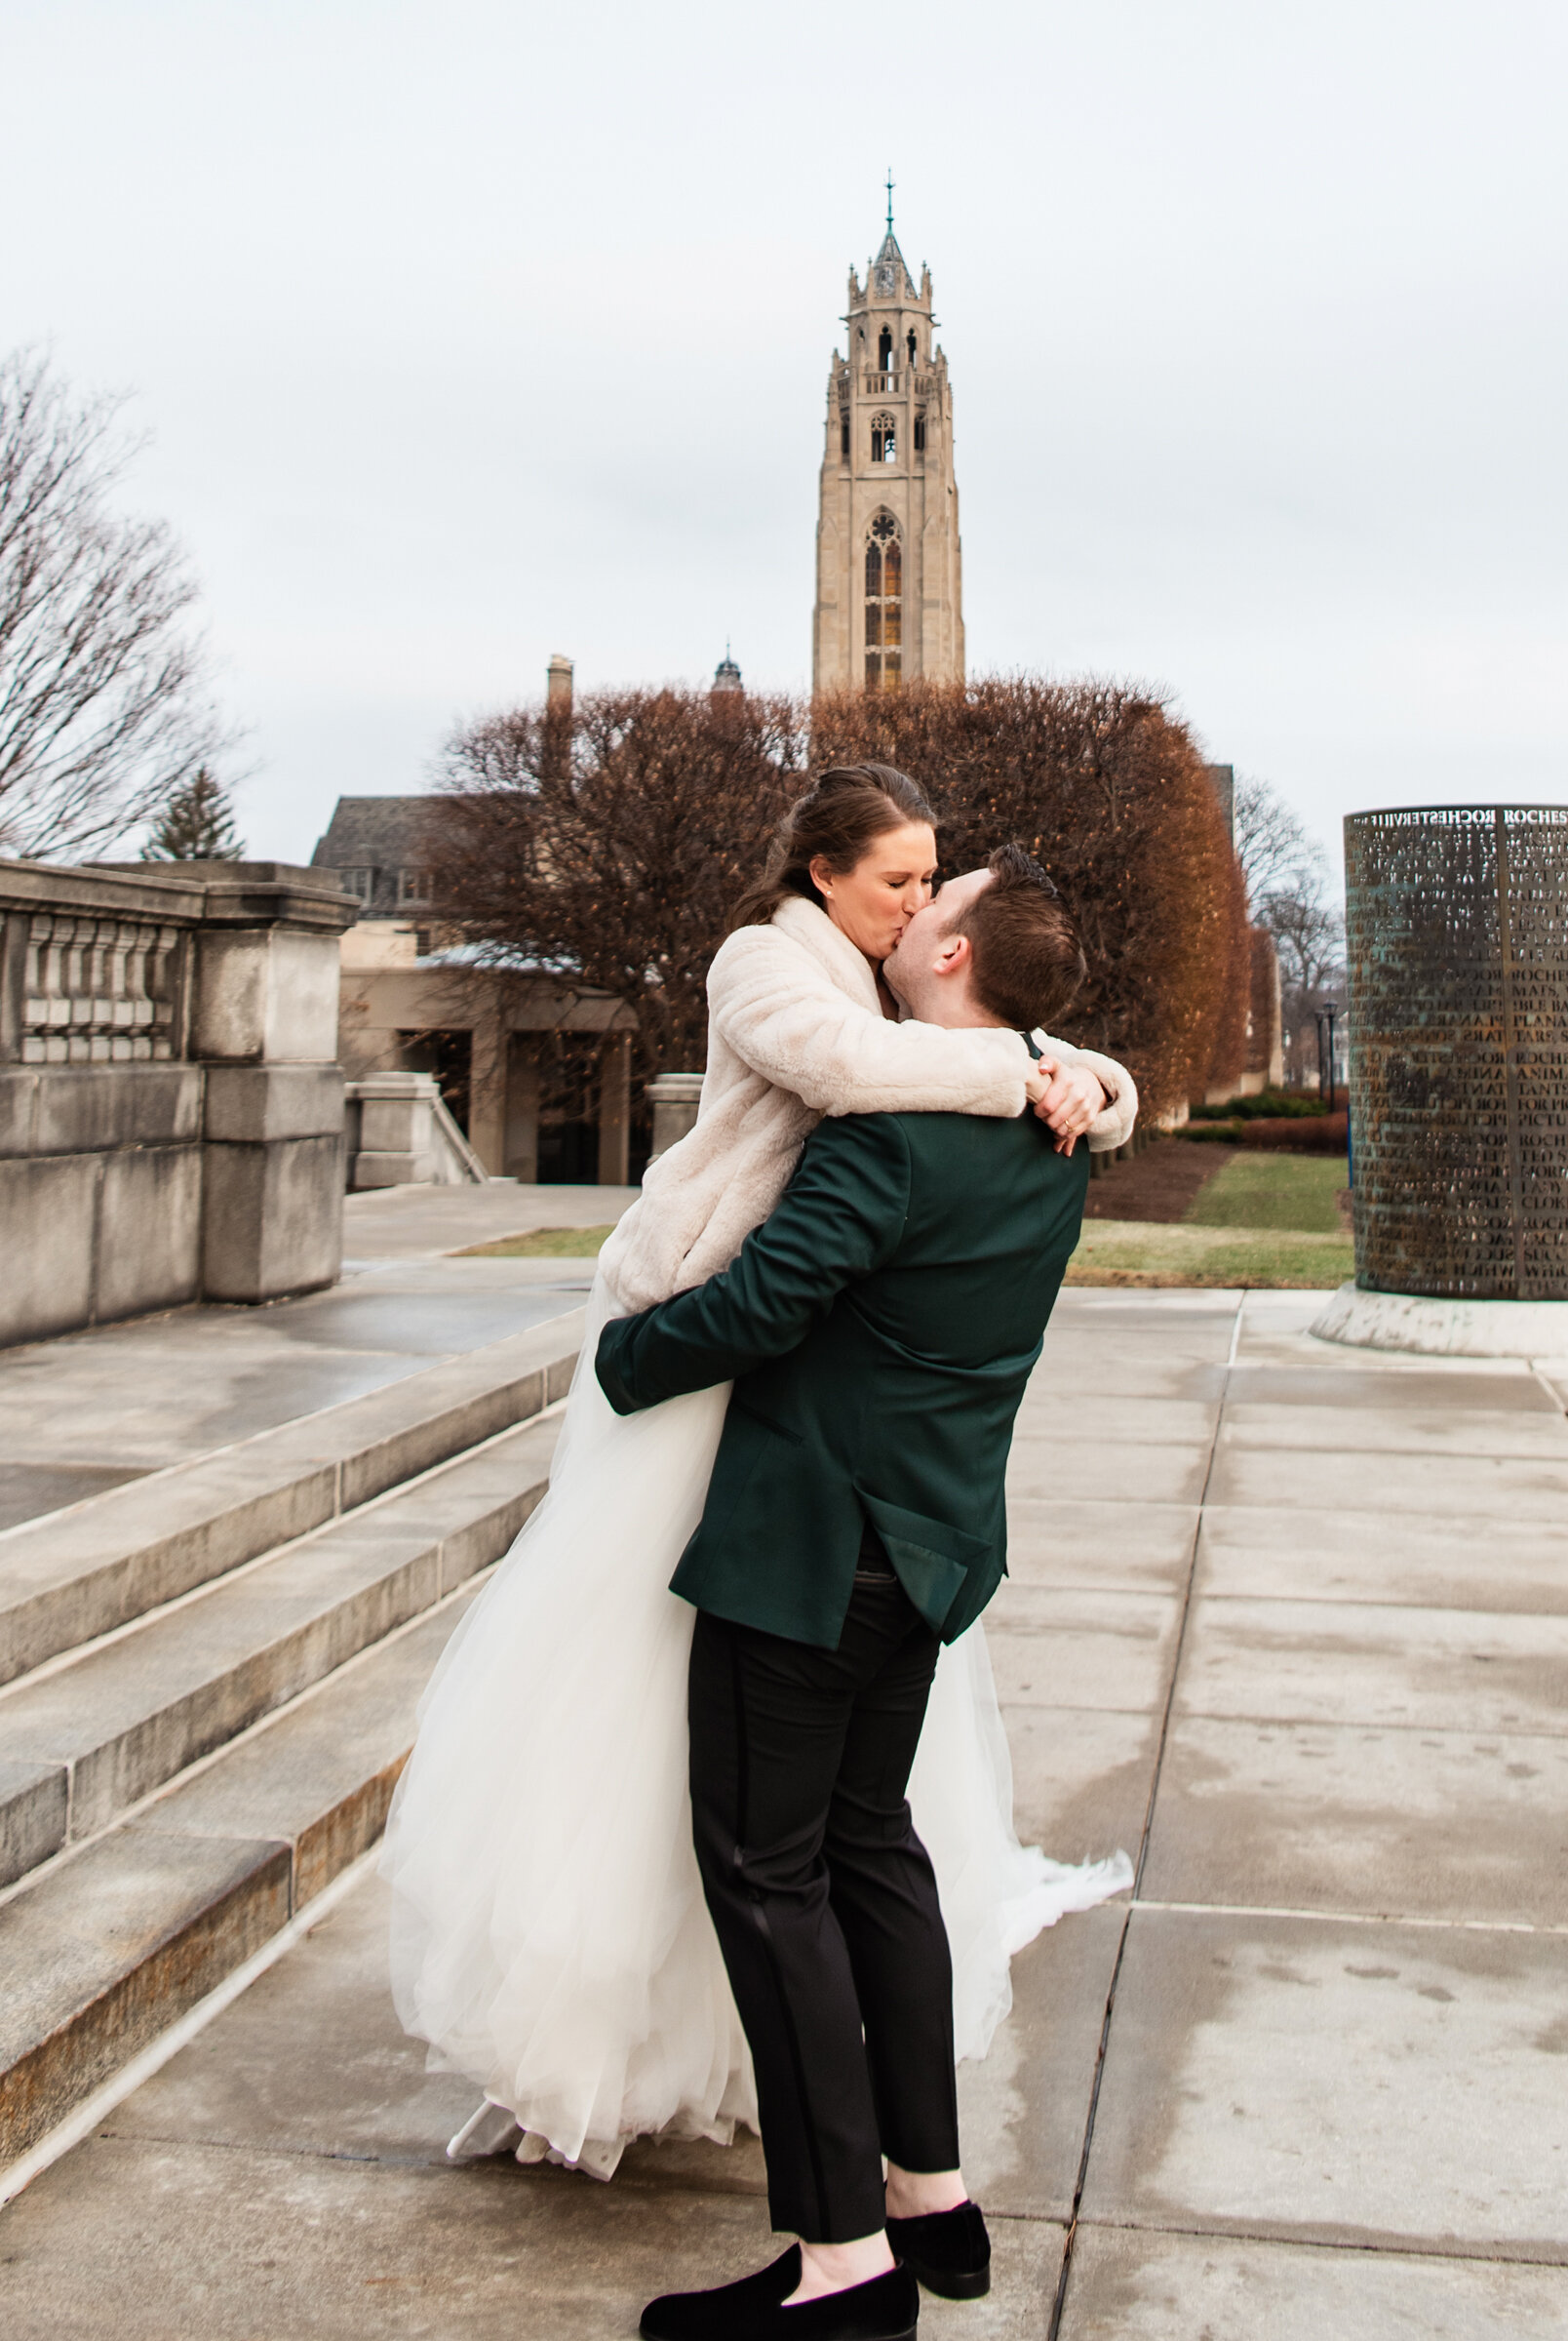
[{"x1": 0, "y1": 859, "x2": 359, "y2": 1349}]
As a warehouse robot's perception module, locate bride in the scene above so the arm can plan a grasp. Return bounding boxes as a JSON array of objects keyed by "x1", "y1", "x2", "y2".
[{"x1": 381, "y1": 762, "x2": 1137, "y2": 2178}]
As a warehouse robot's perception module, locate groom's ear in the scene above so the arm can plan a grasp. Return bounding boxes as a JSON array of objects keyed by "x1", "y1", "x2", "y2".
[{"x1": 935, "y1": 929, "x2": 973, "y2": 978}]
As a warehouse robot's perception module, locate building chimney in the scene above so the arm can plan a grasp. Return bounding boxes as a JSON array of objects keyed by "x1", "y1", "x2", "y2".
[{"x1": 546, "y1": 655, "x2": 574, "y2": 711}]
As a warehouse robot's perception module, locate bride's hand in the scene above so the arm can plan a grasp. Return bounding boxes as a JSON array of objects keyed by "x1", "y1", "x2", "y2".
[{"x1": 1028, "y1": 1057, "x2": 1109, "y2": 1156}]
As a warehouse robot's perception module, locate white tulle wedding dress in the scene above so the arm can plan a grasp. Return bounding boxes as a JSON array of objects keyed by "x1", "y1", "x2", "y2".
[{"x1": 380, "y1": 895, "x2": 1136, "y2": 2178}]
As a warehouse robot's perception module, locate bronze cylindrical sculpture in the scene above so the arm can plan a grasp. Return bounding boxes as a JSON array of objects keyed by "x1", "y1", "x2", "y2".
[{"x1": 1345, "y1": 805, "x2": 1568, "y2": 1300}]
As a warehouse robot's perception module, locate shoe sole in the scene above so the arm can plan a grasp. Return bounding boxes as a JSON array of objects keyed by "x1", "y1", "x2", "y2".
[{"x1": 904, "y1": 2259, "x2": 991, "y2": 2301}]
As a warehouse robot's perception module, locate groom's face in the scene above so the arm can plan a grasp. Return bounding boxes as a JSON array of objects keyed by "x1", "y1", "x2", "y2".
[{"x1": 883, "y1": 867, "x2": 992, "y2": 1011}]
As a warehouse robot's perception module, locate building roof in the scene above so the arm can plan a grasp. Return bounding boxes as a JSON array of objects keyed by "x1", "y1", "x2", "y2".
[
  {"x1": 311, "y1": 796, "x2": 440, "y2": 918},
  {"x1": 870, "y1": 226, "x2": 917, "y2": 301}
]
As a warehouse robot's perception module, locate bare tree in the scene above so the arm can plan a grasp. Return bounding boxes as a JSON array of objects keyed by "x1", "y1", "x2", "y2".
[
  {"x1": 1232, "y1": 771, "x2": 1329, "y2": 908},
  {"x1": 428, "y1": 684, "x2": 809, "y2": 1087},
  {"x1": 0, "y1": 349, "x2": 233, "y2": 861},
  {"x1": 1229, "y1": 774, "x2": 1350, "y2": 1085},
  {"x1": 1259, "y1": 885, "x2": 1346, "y2": 1087}
]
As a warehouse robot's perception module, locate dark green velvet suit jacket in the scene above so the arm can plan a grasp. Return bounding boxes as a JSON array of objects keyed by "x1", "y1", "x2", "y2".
[{"x1": 595, "y1": 1107, "x2": 1089, "y2": 1651}]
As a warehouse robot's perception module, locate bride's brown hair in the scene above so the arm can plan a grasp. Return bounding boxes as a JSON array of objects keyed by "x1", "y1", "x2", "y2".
[{"x1": 729, "y1": 763, "x2": 937, "y2": 932}]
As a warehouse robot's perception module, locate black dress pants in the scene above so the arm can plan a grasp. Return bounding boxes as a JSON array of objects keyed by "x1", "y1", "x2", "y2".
[{"x1": 686, "y1": 1572, "x2": 960, "y2": 2244}]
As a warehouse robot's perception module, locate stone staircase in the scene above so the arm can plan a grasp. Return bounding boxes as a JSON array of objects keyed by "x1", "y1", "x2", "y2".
[{"x1": 0, "y1": 1308, "x2": 582, "y2": 2168}]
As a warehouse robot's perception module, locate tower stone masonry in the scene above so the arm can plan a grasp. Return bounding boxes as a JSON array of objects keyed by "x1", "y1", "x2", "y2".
[{"x1": 812, "y1": 204, "x2": 965, "y2": 694}]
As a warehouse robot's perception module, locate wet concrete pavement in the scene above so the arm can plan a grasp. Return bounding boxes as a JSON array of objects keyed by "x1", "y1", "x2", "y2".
[
  {"x1": 0, "y1": 1183, "x2": 631, "y2": 1529},
  {"x1": 4, "y1": 1282, "x2": 1568, "y2": 2335}
]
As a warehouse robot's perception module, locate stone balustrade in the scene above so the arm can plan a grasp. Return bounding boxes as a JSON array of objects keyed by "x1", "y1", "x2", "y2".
[
  {"x1": 0, "y1": 858, "x2": 359, "y2": 1348},
  {"x1": 20, "y1": 910, "x2": 185, "y2": 1062}
]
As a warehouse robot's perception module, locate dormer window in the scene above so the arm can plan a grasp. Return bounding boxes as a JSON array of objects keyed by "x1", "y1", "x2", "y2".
[
  {"x1": 871, "y1": 412, "x2": 896, "y2": 463},
  {"x1": 398, "y1": 868, "x2": 433, "y2": 906}
]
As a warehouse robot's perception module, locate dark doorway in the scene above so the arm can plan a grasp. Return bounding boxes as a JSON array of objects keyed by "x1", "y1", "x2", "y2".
[
  {"x1": 397, "y1": 1028, "x2": 473, "y2": 1133},
  {"x1": 534, "y1": 1034, "x2": 604, "y2": 1185}
]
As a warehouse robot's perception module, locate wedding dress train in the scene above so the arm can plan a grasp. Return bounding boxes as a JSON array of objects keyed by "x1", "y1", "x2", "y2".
[{"x1": 381, "y1": 1274, "x2": 1133, "y2": 2177}]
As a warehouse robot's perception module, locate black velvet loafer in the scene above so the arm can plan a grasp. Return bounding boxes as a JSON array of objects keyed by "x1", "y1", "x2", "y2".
[
  {"x1": 884, "y1": 2202, "x2": 991, "y2": 2300},
  {"x1": 640, "y1": 2249, "x2": 919, "y2": 2340}
]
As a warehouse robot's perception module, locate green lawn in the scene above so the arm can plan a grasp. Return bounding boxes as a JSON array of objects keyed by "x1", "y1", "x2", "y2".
[
  {"x1": 1185, "y1": 1152, "x2": 1349, "y2": 1235},
  {"x1": 451, "y1": 1156, "x2": 1356, "y2": 1289},
  {"x1": 453, "y1": 1224, "x2": 615, "y2": 1258},
  {"x1": 1066, "y1": 1218, "x2": 1353, "y2": 1290},
  {"x1": 1067, "y1": 1151, "x2": 1354, "y2": 1288}
]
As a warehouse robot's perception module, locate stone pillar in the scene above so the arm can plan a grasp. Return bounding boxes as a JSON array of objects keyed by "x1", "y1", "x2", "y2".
[
  {"x1": 465, "y1": 993, "x2": 507, "y2": 1174},
  {"x1": 597, "y1": 1034, "x2": 632, "y2": 1185},
  {"x1": 191, "y1": 866, "x2": 359, "y2": 1304},
  {"x1": 646, "y1": 1072, "x2": 703, "y2": 1166},
  {"x1": 1239, "y1": 928, "x2": 1283, "y2": 1095}
]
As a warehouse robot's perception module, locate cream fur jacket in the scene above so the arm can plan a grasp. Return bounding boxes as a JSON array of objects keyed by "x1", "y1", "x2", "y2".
[{"x1": 598, "y1": 893, "x2": 1138, "y2": 1314}]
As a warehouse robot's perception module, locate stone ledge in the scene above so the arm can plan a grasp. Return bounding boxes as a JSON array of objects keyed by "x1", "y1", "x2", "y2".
[
  {"x1": 0, "y1": 1758, "x2": 68, "y2": 1891},
  {"x1": 0, "y1": 1826, "x2": 292, "y2": 2162},
  {"x1": 0, "y1": 1310, "x2": 583, "y2": 1686},
  {"x1": 133, "y1": 1591, "x2": 480, "y2": 1911},
  {"x1": 0, "y1": 1417, "x2": 560, "y2": 1846}
]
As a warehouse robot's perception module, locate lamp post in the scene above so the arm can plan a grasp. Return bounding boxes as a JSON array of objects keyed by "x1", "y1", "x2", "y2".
[{"x1": 1315, "y1": 1000, "x2": 1340, "y2": 1112}]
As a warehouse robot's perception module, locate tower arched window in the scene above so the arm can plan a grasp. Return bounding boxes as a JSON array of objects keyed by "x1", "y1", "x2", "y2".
[
  {"x1": 878, "y1": 326, "x2": 893, "y2": 373},
  {"x1": 907, "y1": 330, "x2": 918, "y2": 366},
  {"x1": 870, "y1": 411, "x2": 896, "y2": 463},
  {"x1": 864, "y1": 513, "x2": 902, "y2": 693}
]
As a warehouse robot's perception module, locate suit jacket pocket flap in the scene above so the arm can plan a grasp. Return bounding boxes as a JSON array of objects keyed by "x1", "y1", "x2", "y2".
[{"x1": 856, "y1": 1491, "x2": 992, "y2": 1635}]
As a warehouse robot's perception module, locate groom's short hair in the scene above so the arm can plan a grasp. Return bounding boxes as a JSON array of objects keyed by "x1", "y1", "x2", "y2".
[{"x1": 949, "y1": 845, "x2": 1088, "y2": 1031}]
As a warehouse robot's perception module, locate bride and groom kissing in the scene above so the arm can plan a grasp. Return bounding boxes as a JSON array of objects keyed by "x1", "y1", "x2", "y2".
[{"x1": 382, "y1": 764, "x2": 1138, "y2": 2340}]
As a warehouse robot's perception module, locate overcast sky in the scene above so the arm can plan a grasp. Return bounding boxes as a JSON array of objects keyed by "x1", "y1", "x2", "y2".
[{"x1": 4, "y1": 0, "x2": 1564, "y2": 878}]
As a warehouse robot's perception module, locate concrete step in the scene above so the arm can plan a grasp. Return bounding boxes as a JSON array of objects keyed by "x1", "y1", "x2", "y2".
[
  {"x1": 0, "y1": 1586, "x2": 483, "y2": 2164},
  {"x1": 0, "y1": 1309, "x2": 583, "y2": 1689},
  {"x1": 0, "y1": 1416, "x2": 561, "y2": 1887}
]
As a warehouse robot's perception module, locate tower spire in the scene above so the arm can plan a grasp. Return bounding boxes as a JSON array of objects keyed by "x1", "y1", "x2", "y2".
[{"x1": 884, "y1": 168, "x2": 894, "y2": 233}]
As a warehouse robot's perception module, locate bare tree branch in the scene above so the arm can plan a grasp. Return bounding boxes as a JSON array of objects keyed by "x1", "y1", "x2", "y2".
[
  {"x1": 1232, "y1": 771, "x2": 1328, "y2": 908},
  {"x1": 0, "y1": 348, "x2": 236, "y2": 860}
]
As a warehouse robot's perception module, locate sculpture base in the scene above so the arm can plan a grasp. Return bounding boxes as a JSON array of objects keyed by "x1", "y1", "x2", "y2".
[{"x1": 1310, "y1": 1282, "x2": 1568, "y2": 1360}]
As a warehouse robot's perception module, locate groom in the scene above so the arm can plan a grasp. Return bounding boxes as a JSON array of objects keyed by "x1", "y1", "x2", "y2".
[{"x1": 596, "y1": 847, "x2": 1112, "y2": 2341}]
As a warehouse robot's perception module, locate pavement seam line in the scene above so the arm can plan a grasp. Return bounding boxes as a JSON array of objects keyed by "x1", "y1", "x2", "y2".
[
  {"x1": 1134, "y1": 1898, "x2": 1568, "y2": 1936},
  {"x1": 1045, "y1": 1291, "x2": 1242, "y2": 2339},
  {"x1": 1056, "y1": 2212, "x2": 1568, "y2": 2271}
]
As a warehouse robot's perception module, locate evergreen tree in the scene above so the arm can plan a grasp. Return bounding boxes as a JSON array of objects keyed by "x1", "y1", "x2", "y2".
[{"x1": 139, "y1": 766, "x2": 243, "y2": 860}]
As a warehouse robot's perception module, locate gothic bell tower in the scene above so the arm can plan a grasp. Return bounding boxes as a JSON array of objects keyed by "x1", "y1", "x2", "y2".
[{"x1": 811, "y1": 184, "x2": 964, "y2": 694}]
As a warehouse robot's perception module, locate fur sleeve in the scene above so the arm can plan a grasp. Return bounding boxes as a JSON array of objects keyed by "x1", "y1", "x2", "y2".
[
  {"x1": 709, "y1": 926, "x2": 1032, "y2": 1118},
  {"x1": 1034, "y1": 1032, "x2": 1140, "y2": 1152}
]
